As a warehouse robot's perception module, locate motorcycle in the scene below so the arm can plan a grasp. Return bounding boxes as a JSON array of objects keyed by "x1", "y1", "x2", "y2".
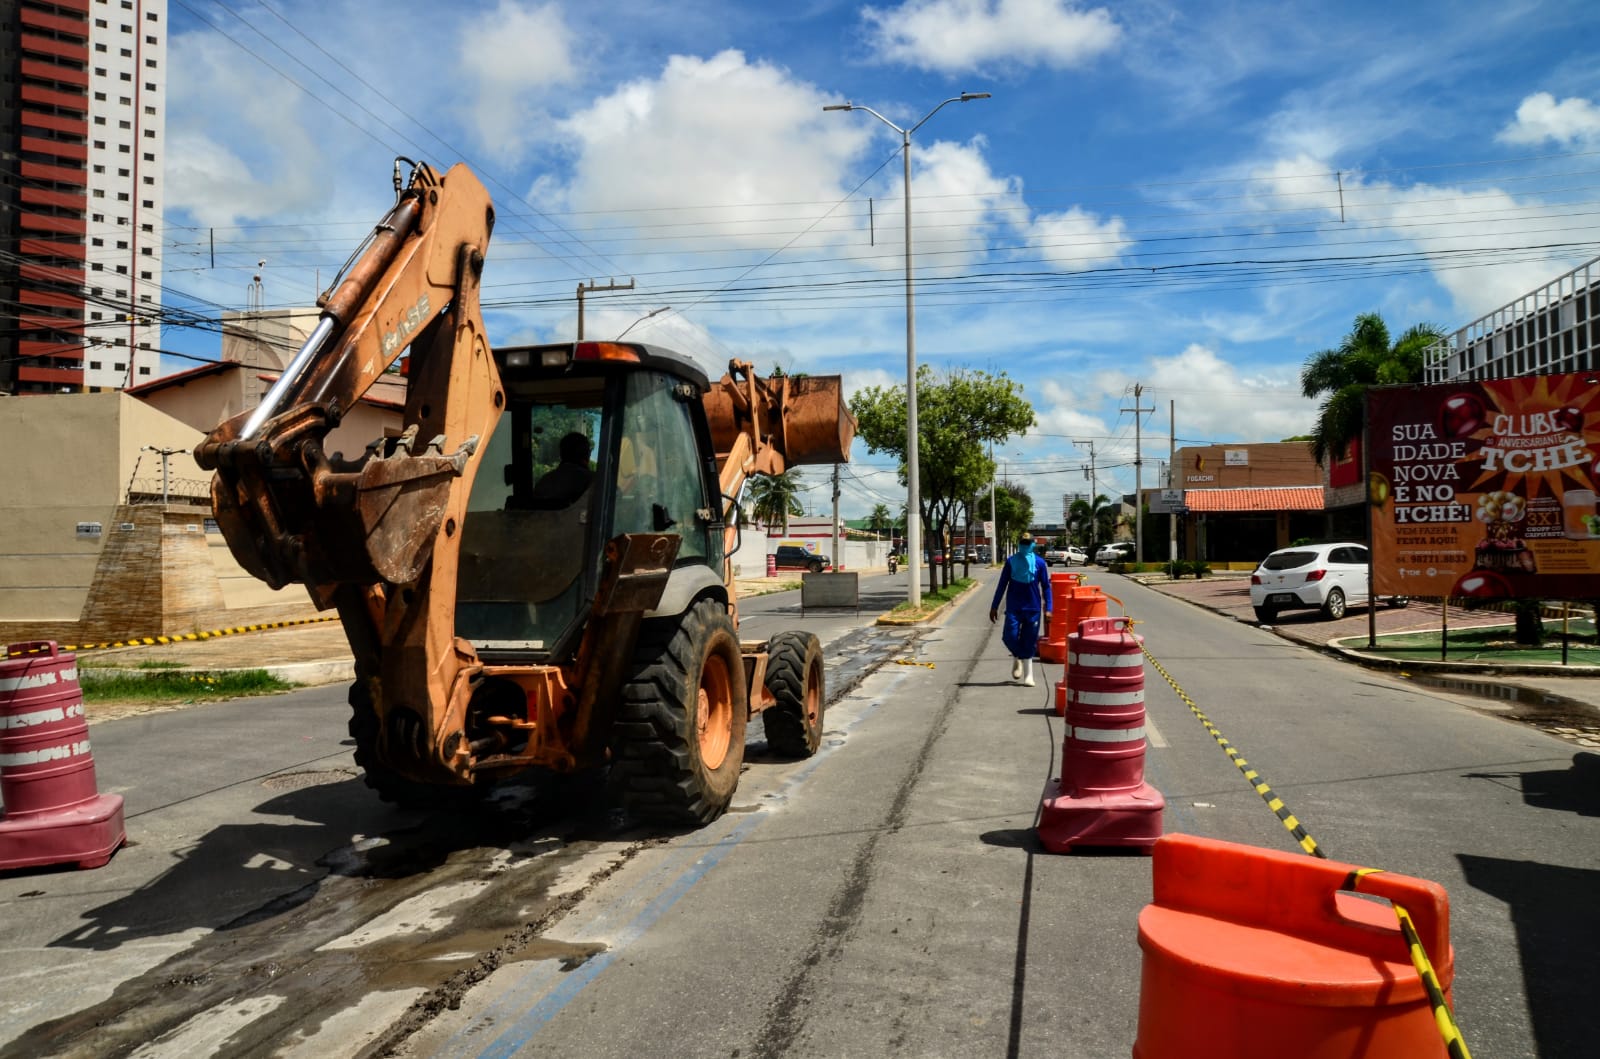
[{"x1": 887, "y1": 554, "x2": 899, "y2": 574}]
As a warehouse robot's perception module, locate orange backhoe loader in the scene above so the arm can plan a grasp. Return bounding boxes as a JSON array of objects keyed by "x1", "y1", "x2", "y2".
[{"x1": 195, "y1": 161, "x2": 855, "y2": 824}]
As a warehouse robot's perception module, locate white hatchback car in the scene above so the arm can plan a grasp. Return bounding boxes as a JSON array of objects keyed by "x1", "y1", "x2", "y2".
[{"x1": 1249, "y1": 542, "x2": 1408, "y2": 623}]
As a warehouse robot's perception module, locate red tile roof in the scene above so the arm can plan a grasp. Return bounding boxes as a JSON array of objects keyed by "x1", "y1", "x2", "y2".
[{"x1": 1184, "y1": 486, "x2": 1324, "y2": 512}]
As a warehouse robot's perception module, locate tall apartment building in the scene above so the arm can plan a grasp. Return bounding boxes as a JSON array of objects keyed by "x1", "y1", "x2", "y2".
[{"x1": 0, "y1": 0, "x2": 166, "y2": 395}]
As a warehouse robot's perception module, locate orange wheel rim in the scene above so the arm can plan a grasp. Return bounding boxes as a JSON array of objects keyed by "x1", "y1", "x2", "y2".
[
  {"x1": 697, "y1": 653, "x2": 733, "y2": 769},
  {"x1": 805, "y1": 661, "x2": 821, "y2": 728}
]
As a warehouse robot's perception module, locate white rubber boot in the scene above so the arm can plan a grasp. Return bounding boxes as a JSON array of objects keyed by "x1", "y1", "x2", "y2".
[
  {"x1": 1011, "y1": 658, "x2": 1023, "y2": 681},
  {"x1": 1023, "y1": 659, "x2": 1036, "y2": 687}
]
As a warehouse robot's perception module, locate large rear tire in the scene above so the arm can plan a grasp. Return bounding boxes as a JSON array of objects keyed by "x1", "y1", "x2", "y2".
[
  {"x1": 347, "y1": 682, "x2": 484, "y2": 811},
  {"x1": 763, "y1": 631, "x2": 825, "y2": 758},
  {"x1": 612, "y1": 598, "x2": 749, "y2": 825}
]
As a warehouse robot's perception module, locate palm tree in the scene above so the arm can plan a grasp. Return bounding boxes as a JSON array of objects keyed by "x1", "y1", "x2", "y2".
[
  {"x1": 748, "y1": 470, "x2": 805, "y2": 534},
  {"x1": 1068, "y1": 493, "x2": 1116, "y2": 553},
  {"x1": 1301, "y1": 312, "x2": 1445, "y2": 466},
  {"x1": 867, "y1": 503, "x2": 893, "y2": 539}
]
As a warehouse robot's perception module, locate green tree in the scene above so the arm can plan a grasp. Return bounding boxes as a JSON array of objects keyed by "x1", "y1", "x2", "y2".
[
  {"x1": 867, "y1": 503, "x2": 893, "y2": 538},
  {"x1": 976, "y1": 482, "x2": 1033, "y2": 558},
  {"x1": 748, "y1": 470, "x2": 805, "y2": 534},
  {"x1": 1300, "y1": 312, "x2": 1445, "y2": 467},
  {"x1": 849, "y1": 367, "x2": 1036, "y2": 592},
  {"x1": 1068, "y1": 493, "x2": 1118, "y2": 554}
]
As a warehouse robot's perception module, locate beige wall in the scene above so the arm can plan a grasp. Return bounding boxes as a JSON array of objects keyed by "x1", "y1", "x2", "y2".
[
  {"x1": 1, "y1": 393, "x2": 144, "y2": 621},
  {"x1": 137, "y1": 369, "x2": 251, "y2": 435},
  {"x1": 1176, "y1": 442, "x2": 1320, "y2": 490},
  {"x1": 0, "y1": 393, "x2": 305, "y2": 631}
]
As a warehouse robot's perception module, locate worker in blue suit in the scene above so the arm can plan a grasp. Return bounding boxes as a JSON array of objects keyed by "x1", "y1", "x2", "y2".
[{"x1": 989, "y1": 532, "x2": 1052, "y2": 686}]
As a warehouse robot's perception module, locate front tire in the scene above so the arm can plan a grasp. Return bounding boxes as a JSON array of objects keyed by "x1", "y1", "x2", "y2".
[
  {"x1": 808, "y1": 559, "x2": 824, "y2": 573},
  {"x1": 1322, "y1": 588, "x2": 1347, "y2": 620},
  {"x1": 763, "y1": 631, "x2": 825, "y2": 757},
  {"x1": 613, "y1": 598, "x2": 749, "y2": 826}
]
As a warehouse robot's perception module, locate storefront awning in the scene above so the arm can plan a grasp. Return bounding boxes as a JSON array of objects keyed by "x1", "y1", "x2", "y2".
[{"x1": 1184, "y1": 486, "x2": 1324, "y2": 512}]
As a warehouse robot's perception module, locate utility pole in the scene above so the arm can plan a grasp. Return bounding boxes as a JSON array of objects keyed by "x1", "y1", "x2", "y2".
[
  {"x1": 576, "y1": 278, "x2": 635, "y2": 340},
  {"x1": 1122, "y1": 384, "x2": 1155, "y2": 562},
  {"x1": 141, "y1": 445, "x2": 187, "y2": 506},
  {"x1": 831, "y1": 463, "x2": 841, "y2": 570},
  {"x1": 988, "y1": 439, "x2": 997, "y2": 565},
  {"x1": 1074, "y1": 439, "x2": 1097, "y2": 554},
  {"x1": 1169, "y1": 399, "x2": 1178, "y2": 564}
]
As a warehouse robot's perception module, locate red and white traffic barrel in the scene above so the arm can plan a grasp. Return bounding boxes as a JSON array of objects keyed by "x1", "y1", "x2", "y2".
[
  {"x1": 1037, "y1": 617, "x2": 1164, "y2": 853},
  {"x1": 1064, "y1": 616, "x2": 1148, "y2": 793},
  {"x1": 1, "y1": 641, "x2": 125, "y2": 871}
]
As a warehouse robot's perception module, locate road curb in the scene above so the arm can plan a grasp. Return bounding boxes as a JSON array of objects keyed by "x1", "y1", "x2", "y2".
[
  {"x1": 874, "y1": 579, "x2": 984, "y2": 627},
  {"x1": 1149, "y1": 579, "x2": 1600, "y2": 677}
]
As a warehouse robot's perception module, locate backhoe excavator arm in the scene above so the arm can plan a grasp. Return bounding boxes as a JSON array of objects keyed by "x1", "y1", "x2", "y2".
[
  {"x1": 195, "y1": 161, "x2": 501, "y2": 786},
  {"x1": 703, "y1": 360, "x2": 857, "y2": 558}
]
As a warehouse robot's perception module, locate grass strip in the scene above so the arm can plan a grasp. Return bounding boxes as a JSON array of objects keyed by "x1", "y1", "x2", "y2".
[{"x1": 80, "y1": 668, "x2": 296, "y2": 704}]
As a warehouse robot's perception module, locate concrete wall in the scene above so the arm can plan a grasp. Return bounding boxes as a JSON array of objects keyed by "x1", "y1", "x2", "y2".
[{"x1": 0, "y1": 393, "x2": 315, "y2": 643}]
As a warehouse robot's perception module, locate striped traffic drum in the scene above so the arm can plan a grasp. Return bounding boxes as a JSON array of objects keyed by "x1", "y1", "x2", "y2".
[{"x1": 1, "y1": 641, "x2": 125, "y2": 870}]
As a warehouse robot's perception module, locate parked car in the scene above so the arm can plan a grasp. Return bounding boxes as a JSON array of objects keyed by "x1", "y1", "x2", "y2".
[
  {"x1": 1249, "y1": 542, "x2": 1408, "y2": 623},
  {"x1": 1095, "y1": 542, "x2": 1135, "y2": 565},
  {"x1": 976, "y1": 545, "x2": 992, "y2": 563},
  {"x1": 1045, "y1": 545, "x2": 1087, "y2": 566},
  {"x1": 772, "y1": 545, "x2": 830, "y2": 573}
]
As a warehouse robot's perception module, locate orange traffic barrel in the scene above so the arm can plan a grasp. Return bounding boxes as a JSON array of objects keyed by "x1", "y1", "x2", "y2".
[
  {"x1": 0, "y1": 641, "x2": 125, "y2": 871},
  {"x1": 1134, "y1": 834, "x2": 1455, "y2": 1059},
  {"x1": 1038, "y1": 571, "x2": 1080, "y2": 663},
  {"x1": 1053, "y1": 585, "x2": 1108, "y2": 716}
]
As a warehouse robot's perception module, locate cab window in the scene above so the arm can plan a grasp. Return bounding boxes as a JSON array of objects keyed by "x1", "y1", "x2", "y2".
[{"x1": 612, "y1": 371, "x2": 717, "y2": 565}]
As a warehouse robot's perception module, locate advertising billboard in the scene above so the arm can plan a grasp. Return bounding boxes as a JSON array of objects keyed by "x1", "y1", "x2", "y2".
[{"x1": 1367, "y1": 372, "x2": 1600, "y2": 598}]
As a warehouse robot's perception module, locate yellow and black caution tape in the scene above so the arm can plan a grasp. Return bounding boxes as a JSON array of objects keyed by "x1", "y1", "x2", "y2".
[
  {"x1": 893, "y1": 658, "x2": 936, "y2": 669},
  {"x1": 4, "y1": 615, "x2": 341, "y2": 659},
  {"x1": 1141, "y1": 643, "x2": 1472, "y2": 1057},
  {"x1": 1347, "y1": 869, "x2": 1474, "y2": 1059},
  {"x1": 1141, "y1": 645, "x2": 1323, "y2": 858}
]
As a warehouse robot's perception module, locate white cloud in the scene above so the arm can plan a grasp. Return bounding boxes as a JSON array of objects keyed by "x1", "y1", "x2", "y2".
[
  {"x1": 1237, "y1": 151, "x2": 1600, "y2": 319},
  {"x1": 863, "y1": 0, "x2": 1121, "y2": 75},
  {"x1": 1026, "y1": 206, "x2": 1128, "y2": 271},
  {"x1": 1146, "y1": 344, "x2": 1312, "y2": 443},
  {"x1": 1496, "y1": 92, "x2": 1600, "y2": 146},
  {"x1": 456, "y1": 1, "x2": 579, "y2": 163},
  {"x1": 166, "y1": 32, "x2": 324, "y2": 225},
  {"x1": 557, "y1": 51, "x2": 871, "y2": 236}
]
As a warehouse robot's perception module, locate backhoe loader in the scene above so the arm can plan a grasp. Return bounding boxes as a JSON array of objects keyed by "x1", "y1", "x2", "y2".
[{"x1": 195, "y1": 161, "x2": 855, "y2": 824}]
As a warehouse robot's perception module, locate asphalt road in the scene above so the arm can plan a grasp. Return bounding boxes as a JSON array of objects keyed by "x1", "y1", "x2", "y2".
[{"x1": 1, "y1": 570, "x2": 1595, "y2": 1057}]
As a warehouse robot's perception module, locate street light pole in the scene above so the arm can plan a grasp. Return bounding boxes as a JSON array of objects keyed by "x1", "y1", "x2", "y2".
[
  {"x1": 824, "y1": 91, "x2": 991, "y2": 606},
  {"x1": 617, "y1": 306, "x2": 670, "y2": 340}
]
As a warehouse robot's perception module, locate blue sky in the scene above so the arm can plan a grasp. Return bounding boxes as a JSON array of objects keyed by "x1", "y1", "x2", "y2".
[{"x1": 158, "y1": 0, "x2": 1600, "y2": 522}]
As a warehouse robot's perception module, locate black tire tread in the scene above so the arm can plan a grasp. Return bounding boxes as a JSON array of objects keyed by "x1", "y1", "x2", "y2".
[
  {"x1": 611, "y1": 598, "x2": 748, "y2": 825},
  {"x1": 763, "y1": 630, "x2": 824, "y2": 758}
]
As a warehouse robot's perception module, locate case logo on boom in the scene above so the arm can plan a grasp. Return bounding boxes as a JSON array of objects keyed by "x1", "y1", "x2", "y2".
[{"x1": 382, "y1": 294, "x2": 432, "y2": 359}]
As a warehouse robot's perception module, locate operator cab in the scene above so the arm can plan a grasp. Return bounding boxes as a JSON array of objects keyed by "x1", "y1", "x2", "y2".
[{"x1": 455, "y1": 342, "x2": 723, "y2": 662}]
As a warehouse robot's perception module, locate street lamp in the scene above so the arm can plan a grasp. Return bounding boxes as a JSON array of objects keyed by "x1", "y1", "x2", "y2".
[
  {"x1": 616, "y1": 306, "x2": 671, "y2": 340},
  {"x1": 825, "y1": 91, "x2": 991, "y2": 605}
]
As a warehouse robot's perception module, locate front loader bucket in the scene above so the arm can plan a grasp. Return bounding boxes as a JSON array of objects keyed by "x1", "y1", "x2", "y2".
[
  {"x1": 780, "y1": 376, "x2": 857, "y2": 465},
  {"x1": 705, "y1": 371, "x2": 857, "y2": 468}
]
